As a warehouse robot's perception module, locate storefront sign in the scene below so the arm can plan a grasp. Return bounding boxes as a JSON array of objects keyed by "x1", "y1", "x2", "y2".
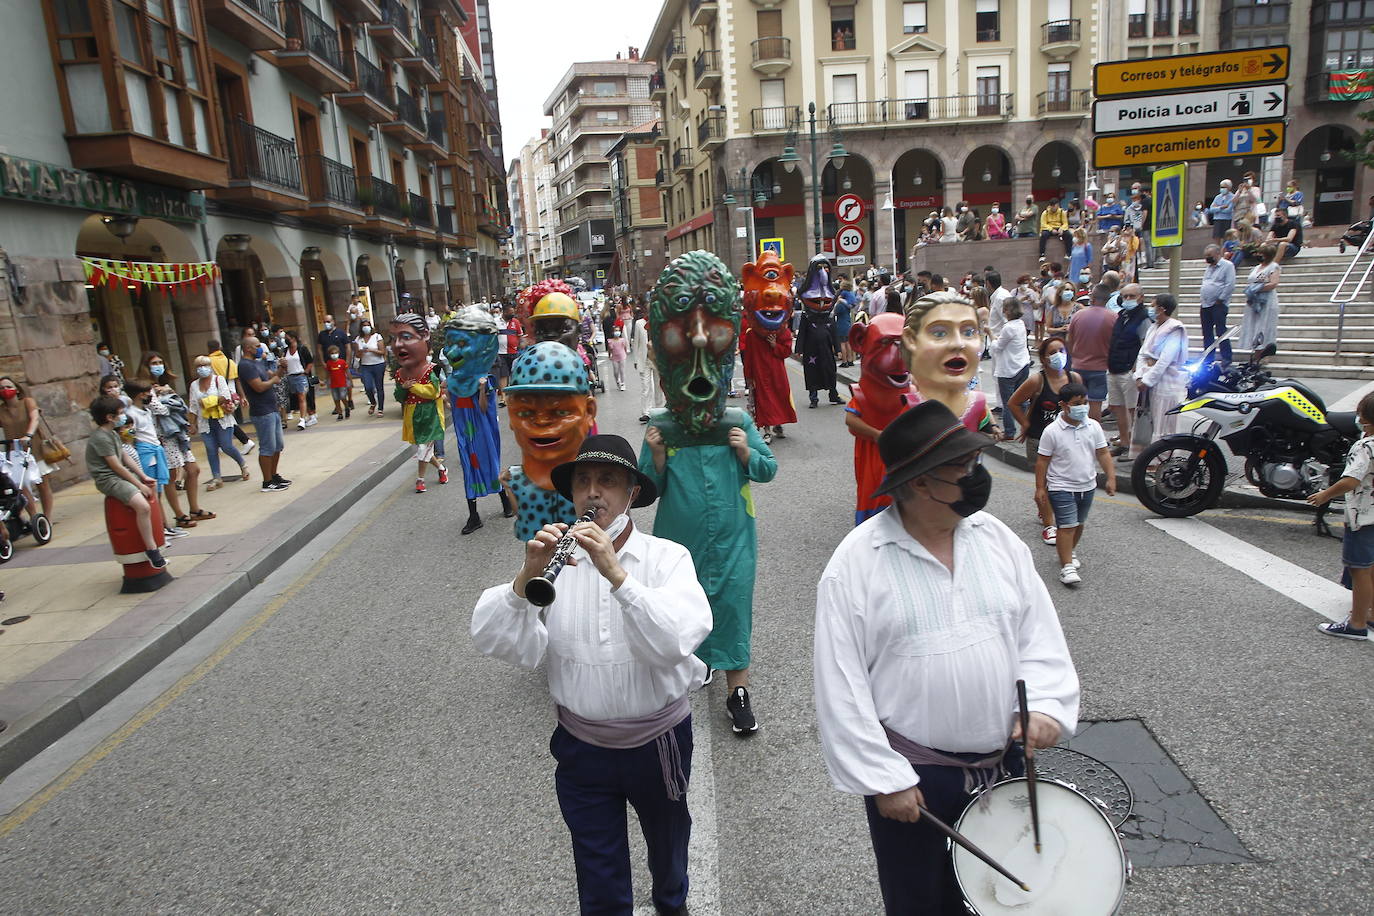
[
  {"x1": 893, "y1": 195, "x2": 943, "y2": 210},
  {"x1": 0, "y1": 154, "x2": 204, "y2": 224}
]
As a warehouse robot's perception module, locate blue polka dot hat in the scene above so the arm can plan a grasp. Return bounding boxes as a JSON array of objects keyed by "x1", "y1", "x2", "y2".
[{"x1": 503, "y1": 341, "x2": 590, "y2": 395}]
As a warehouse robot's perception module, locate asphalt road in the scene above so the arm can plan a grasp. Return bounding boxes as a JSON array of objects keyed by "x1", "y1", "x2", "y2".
[{"x1": 1, "y1": 358, "x2": 1371, "y2": 915}]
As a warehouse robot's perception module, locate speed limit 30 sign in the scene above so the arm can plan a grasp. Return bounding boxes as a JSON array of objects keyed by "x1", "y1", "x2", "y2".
[{"x1": 836, "y1": 224, "x2": 866, "y2": 256}]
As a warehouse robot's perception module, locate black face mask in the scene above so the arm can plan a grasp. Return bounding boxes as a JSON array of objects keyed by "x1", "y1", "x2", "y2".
[
  {"x1": 1205, "y1": 256, "x2": 1217, "y2": 264},
  {"x1": 929, "y1": 464, "x2": 992, "y2": 518}
]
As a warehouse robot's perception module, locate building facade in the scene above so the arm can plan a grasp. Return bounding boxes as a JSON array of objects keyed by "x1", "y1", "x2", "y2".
[
  {"x1": 542, "y1": 55, "x2": 659, "y2": 287},
  {"x1": 643, "y1": 0, "x2": 1369, "y2": 275},
  {"x1": 607, "y1": 119, "x2": 670, "y2": 296}
]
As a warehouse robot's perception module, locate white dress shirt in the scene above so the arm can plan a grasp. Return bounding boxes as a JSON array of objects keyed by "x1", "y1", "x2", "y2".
[
  {"x1": 471, "y1": 524, "x2": 712, "y2": 720},
  {"x1": 814, "y1": 508, "x2": 1080, "y2": 796},
  {"x1": 990, "y1": 318, "x2": 1029, "y2": 379}
]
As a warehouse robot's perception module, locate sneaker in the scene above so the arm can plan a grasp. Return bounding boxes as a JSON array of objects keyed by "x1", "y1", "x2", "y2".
[
  {"x1": 163, "y1": 526, "x2": 189, "y2": 539},
  {"x1": 261, "y1": 481, "x2": 288, "y2": 492},
  {"x1": 243, "y1": 440, "x2": 256, "y2": 455},
  {"x1": 1070, "y1": 551, "x2": 1081, "y2": 570},
  {"x1": 701, "y1": 668, "x2": 715, "y2": 687},
  {"x1": 336, "y1": 413, "x2": 343, "y2": 421},
  {"x1": 726, "y1": 686, "x2": 759, "y2": 735},
  {"x1": 304, "y1": 415, "x2": 318, "y2": 427},
  {"x1": 1059, "y1": 564, "x2": 1081, "y2": 586},
  {"x1": 1318, "y1": 620, "x2": 1368, "y2": 640},
  {"x1": 377, "y1": 410, "x2": 384, "y2": 418},
  {"x1": 271, "y1": 475, "x2": 292, "y2": 487},
  {"x1": 638, "y1": 414, "x2": 650, "y2": 423},
  {"x1": 438, "y1": 467, "x2": 449, "y2": 485},
  {"x1": 1042, "y1": 525, "x2": 1057, "y2": 546},
  {"x1": 773, "y1": 426, "x2": 786, "y2": 439},
  {"x1": 296, "y1": 419, "x2": 307, "y2": 430},
  {"x1": 415, "y1": 479, "x2": 427, "y2": 493},
  {"x1": 145, "y1": 549, "x2": 167, "y2": 569}
]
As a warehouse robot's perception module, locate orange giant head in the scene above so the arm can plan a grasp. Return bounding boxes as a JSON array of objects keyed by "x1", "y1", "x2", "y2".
[{"x1": 740, "y1": 250, "x2": 794, "y2": 333}]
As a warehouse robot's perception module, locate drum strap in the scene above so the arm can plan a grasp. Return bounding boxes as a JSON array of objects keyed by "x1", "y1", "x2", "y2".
[{"x1": 883, "y1": 726, "x2": 1012, "y2": 795}]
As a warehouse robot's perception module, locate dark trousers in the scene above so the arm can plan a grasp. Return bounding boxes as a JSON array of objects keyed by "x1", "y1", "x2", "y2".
[
  {"x1": 864, "y1": 748, "x2": 1023, "y2": 916},
  {"x1": 996, "y1": 365, "x2": 1030, "y2": 438},
  {"x1": 551, "y1": 717, "x2": 693, "y2": 915},
  {"x1": 1038, "y1": 229, "x2": 1071, "y2": 258},
  {"x1": 1200, "y1": 302, "x2": 1232, "y2": 364},
  {"x1": 231, "y1": 404, "x2": 250, "y2": 444}
]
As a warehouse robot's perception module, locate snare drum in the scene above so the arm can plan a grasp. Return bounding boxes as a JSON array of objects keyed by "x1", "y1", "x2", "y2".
[{"x1": 952, "y1": 777, "x2": 1127, "y2": 915}]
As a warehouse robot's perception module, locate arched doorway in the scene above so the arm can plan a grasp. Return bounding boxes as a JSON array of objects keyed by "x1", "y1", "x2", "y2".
[
  {"x1": 299, "y1": 247, "x2": 329, "y2": 346},
  {"x1": 892, "y1": 149, "x2": 944, "y2": 268},
  {"x1": 1295, "y1": 125, "x2": 1359, "y2": 225},
  {"x1": 962, "y1": 146, "x2": 1013, "y2": 216},
  {"x1": 1031, "y1": 142, "x2": 1082, "y2": 205},
  {"x1": 217, "y1": 233, "x2": 292, "y2": 340},
  {"x1": 750, "y1": 157, "x2": 806, "y2": 265},
  {"x1": 823, "y1": 153, "x2": 876, "y2": 271}
]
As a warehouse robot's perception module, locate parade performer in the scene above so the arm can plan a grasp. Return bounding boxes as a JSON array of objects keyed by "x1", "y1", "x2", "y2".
[
  {"x1": 795, "y1": 254, "x2": 844, "y2": 408},
  {"x1": 526, "y1": 288, "x2": 599, "y2": 433},
  {"x1": 441, "y1": 305, "x2": 514, "y2": 534},
  {"x1": 390, "y1": 313, "x2": 447, "y2": 494},
  {"x1": 738, "y1": 249, "x2": 797, "y2": 443},
  {"x1": 502, "y1": 341, "x2": 597, "y2": 542},
  {"x1": 472, "y1": 434, "x2": 712, "y2": 916},
  {"x1": 845, "y1": 313, "x2": 917, "y2": 524},
  {"x1": 902, "y1": 290, "x2": 997, "y2": 434},
  {"x1": 815, "y1": 400, "x2": 1080, "y2": 915},
  {"x1": 639, "y1": 251, "x2": 778, "y2": 735}
]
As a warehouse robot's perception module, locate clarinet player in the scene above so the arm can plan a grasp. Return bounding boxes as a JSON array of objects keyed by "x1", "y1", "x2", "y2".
[{"x1": 471, "y1": 434, "x2": 713, "y2": 916}]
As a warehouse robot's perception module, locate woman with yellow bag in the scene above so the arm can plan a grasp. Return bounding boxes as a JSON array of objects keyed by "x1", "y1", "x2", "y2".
[{"x1": 187, "y1": 355, "x2": 249, "y2": 489}]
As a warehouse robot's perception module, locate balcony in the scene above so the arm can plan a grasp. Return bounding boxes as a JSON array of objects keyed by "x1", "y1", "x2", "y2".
[
  {"x1": 976, "y1": 28, "x2": 1000, "y2": 42},
  {"x1": 217, "y1": 118, "x2": 307, "y2": 211},
  {"x1": 693, "y1": 49, "x2": 721, "y2": 90},
  {"x1": 337, "y1": 53, "x2": 396, "y2": 122},
  {"x1": 288, "y1": 154, "x2": 363, "y2": 225},
  {"x1": 698, "y1": 115, "x2": 724, "y2": 150},
  {"x1": 825, "y1": 93, "x2": 1014, "y2": 127},
  {"x1": 751, "y1": 36, "x2": 791, "y2": 75},
  {"x1": 689, "y1": 0, "x2": 717, "y2": 28},
  {"x1": 1040, "y1": 19, "x2": 1081, "y2": 60},
  {"x1": 1153, "y1": 17, "x2": 1173, "y2": 37},
  {"x1": 436, "y1": 204, "x2": 456, "y2": 237},
  {"x1": 399, "y1": 33, "x2": 441, "y2": 83},
  {"x1": 477, "y1": 195, "x2": 505, "y2": 238},
  {"x1": 656, "y1": 168, "x2": 667, "y2": 186},
  {"x1": 357, "y1": 175, "x2": 406, "y2": 230},
  {"x1": 665, "y1": 34, "x2": 687, "y2": 73},
  {"x1": 203, "y1": 0, "x2": 285, "y2": 51},
  {"x1": 751, "y1": 105, "x2": 800, "y2": 132},
  {"x1": 1036, "y1": 89, "x2": 1090, "y2": 117},
  {"x1": 403, "y1": 192, "x2": 436, "y2": 240},
  {"x1": 381, "y1": 87, "x2": 427, "y2": 144},
  {"x1": 1307, "y1": 70, "x2": 1373, "y2": 104},
  {"x1": 649, "y1": 70, "x2": 667, "y2": 100},
  {"x1": 1179, "y1": 15, "x2": 1198, "y2": 36},
  {"x1": 1128, "y1": 14, "x2": 1146, "y2": 38},
  {"x1": 556, "y1": 179, "x2": 612, "y2": 208},
  {"x1": 672, "y1": 148, "x2": 693, "y2": 173},
  {"x1": 332, "y1": 0, "x2": 382, "y2": 23},
  {"x1": 276, "y1": 1, "x2": 350, "y2": 94},
  {"x1": 407, "y1": 108, "x2": 449, "y2": 160},
  {"x1": 368, "y1": 0, "x2": 415, "y2": 57},
  {"x1": 575, "y1": 117, "x2": 633, "y2": 134}
]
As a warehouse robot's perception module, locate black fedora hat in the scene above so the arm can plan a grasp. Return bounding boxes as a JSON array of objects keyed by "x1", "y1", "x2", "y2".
[
  {"x1": 551, "y1": 434, "x2": 658, "y2": 508},
  {"x1": 870, "y1": 400, "x2": 996, "y2": 499}
]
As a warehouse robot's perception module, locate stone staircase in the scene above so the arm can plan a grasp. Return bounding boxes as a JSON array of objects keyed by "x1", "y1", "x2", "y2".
[{"x1": 1136, "y1": 247, "x2": 1374, "y2": 379}]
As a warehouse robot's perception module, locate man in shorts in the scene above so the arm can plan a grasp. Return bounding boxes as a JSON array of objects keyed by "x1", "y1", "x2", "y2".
[
  {"x1": 237, "y1": 336, "x2": 290, "y2": 492},
  {"x1": 85, "y1": 396, "x2": 166, "y2": 568}
]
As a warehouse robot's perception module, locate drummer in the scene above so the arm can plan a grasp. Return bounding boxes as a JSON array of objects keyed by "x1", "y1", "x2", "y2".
[{"x1": 813, "y1": 400, "x2": 1081, "y2": 915}]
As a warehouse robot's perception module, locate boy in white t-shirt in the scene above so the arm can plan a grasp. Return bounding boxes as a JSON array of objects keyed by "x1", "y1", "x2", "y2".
[
  {"x1": 1308, "y1": 391, "x2": 1374, "y2": 639},
  {"x1": 1035, "y1": 382, "x2": 1115, "y2": 586}
]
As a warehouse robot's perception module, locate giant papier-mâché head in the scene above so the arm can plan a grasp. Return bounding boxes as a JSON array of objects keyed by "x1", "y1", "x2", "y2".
[
  {"x1": 442, "y1": 305, "x2": 500, "y2": 399},
  {"x1": 741, "y1": 249, "x2": 794, "y2": 333},
  {"x1": 649, "y1": 250, "x2": 741, "y2": 435},
  {"x1": 797, "y1": 254, "x2": 836, "y2": 314}
]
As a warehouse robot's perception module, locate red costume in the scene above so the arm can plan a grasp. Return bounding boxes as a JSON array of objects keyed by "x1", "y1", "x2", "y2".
[
  {"x1": 846, "y1": 314, "x2": 917, "y2": 524},
  {"x1": 739, "y1": 250, "x2": 798, "y2": 435}
]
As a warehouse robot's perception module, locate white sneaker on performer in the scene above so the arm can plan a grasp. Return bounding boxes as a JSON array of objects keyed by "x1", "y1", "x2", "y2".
[{"x1": 1059, "y1": 564, "x2": 1081, "y2": 586}]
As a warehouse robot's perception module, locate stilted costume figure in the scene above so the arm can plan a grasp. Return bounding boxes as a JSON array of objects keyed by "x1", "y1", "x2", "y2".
[
  {"x1": 845, "y1": 313, "x2": 917, "y2": 525},
  {"x1": 794, "y1": 254, "x2": 844, "y2": 408},
  {"x1": 901, "y1": 290, "x2": 996, "y2": 434},
  {"x1": 638, "y1": 250, "x2": 778, "y2": 736},
  {"x1": 391, "y1": 313, "x2": 447, "y2": 494},
  {"x1": 738, "y1": 249, "x2": 797, "y2": 444},
  {"x1": 502, "y1": 341, "x2": 597, "y2": 542},
  {"x1": 442, "y1": 305, "x2": 513, "y2": 534}
]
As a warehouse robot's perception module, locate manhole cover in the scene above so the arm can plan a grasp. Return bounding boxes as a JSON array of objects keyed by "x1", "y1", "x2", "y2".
[
  {"x1": 1, "y1": 615, "x2": 29, "y2": 626},
  {"x1": 1065, "y1": 719, "x2": 1254, "y2": 868}
]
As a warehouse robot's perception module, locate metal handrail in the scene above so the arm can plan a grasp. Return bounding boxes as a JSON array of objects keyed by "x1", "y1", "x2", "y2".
[
  {"x1": 281, "y1": 0, "x2": 344, "y2": 73},
  {"x1": 408, "y1": 192, "x2": 433, "y2": 228},
  {"x1": 1328, "y1": 228, "x2": 1374, "y2": 355},
  {"x1": 358, "y1": 175, "x2": 402, "y2": 219},
  {"x1": 378, "y1": 0, "x2": 411, "y2": 36},
  {"x1": 351, "y1": 52, "x2": 389, "y2": 105},
  {"x1": 300, "y1": 153, "x2": 358, "y2": 206},
  {"x1": 235, "y1": 0, "x2": 278, "y2": 26},
  {"x1": 394, "y1": 87, "x2": 425, "y2": 131},
  {"x1": 227, "y1": 117, "x2": 302, "y2": 192}
]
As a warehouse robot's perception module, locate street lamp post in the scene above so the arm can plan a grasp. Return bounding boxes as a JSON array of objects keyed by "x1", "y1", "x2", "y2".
[
  {"x1": 722, "y1": 166, "x2": 780, "y2": 263},
  {"x1": 776, "y1": 102, "x2": 848, "y2": 256}
]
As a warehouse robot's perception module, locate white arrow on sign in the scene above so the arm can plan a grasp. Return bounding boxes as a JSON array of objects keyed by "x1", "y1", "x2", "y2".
[{"x1": 1093, "y1": 82, "x2": 1288, "y2": 135}]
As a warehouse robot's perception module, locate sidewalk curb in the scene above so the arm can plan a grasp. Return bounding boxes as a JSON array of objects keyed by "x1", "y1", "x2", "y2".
[{"x1": 0, "y1": 440, "x2": 412, "y2": 781}]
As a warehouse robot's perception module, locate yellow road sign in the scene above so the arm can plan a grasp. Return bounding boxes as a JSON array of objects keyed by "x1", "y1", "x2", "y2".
[
  {"x1": 1094, "y1": 46, "x2": 1288, "y2": 98},
  {"x1": 1151, "y1": 164, "x2": 1187, "y2": 249},
  {"x1": 1092, "y1": 122, "x2": 1285, "y2": 170}
]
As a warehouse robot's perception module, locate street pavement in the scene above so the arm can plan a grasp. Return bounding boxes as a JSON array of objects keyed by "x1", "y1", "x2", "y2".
[{"x1": 1, "y1": 357, "x2": 1371, "y2": 915}]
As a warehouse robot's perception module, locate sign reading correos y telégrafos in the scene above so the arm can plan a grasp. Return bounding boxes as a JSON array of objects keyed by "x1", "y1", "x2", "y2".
[{"x1": 0, "y1": 154, "x2": 205, "y2": 224}]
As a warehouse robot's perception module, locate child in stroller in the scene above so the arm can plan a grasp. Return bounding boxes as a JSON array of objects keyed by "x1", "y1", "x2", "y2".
[
  {"x1": 1339, "y1": 195, "x2": 1374, "y2": 253},
  {"x1": 0, "y1": 447, "x2": 53, "y2": 562}
]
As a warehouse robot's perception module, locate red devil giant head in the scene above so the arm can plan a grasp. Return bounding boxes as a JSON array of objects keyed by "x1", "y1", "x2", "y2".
[
  {"x1": 740, "y1": 250, "x2": 794, "y2": 333},
  {"x1": 848, "y1": 313, "x2": 915, "y2": 425}
]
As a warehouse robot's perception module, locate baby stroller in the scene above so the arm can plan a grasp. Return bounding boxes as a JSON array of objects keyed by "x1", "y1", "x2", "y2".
[
  {"x1": 1338, "y1": 219, "x2": 1372, "y2": 254},
  {"x1": 579, "y1": 338, "x2": 607, "y2": 394},
  {"x1": 0, "y1": 446, "x2": 53, "y2": 563}
]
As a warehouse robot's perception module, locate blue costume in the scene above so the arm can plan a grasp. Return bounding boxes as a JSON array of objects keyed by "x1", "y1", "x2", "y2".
[{"x1": 441, "y1": 307, "x2": 511, "y2": 534}]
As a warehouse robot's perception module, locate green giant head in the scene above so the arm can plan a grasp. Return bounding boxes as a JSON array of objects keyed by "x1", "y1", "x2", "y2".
[{"x1": 649, "y1": 250, "x2": 741, "y2": 435}]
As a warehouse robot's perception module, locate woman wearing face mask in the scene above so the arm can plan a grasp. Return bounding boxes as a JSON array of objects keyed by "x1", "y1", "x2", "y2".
[
  {"x1": 187, "y1": 355, "x2": 249, "y2": 489},
  {"x1": 0, "y1": 376, "x2": 56, "y2": 523},
  {"x1": 1135, "y1": 294, "x2": 1191, "y2": 441},
  {"x1": 355, "y1": 320, "x2": 388, "y2": 416},
  {"x1": 1045, "y1": 282, "x2": 1081, "y2": 341},
  {"x1": 134, "y1": 353, "x2": 212, "y2": 529},
  {"x1": 1007, "y1": 338, "x2": 1083, "y2": 546},
  {"x1": 984, "y1": 203, "x2": 1009, "y2": 240},
  {"x1": 1240, "y1": 243, "x2": 1282, "y2": 356},
  {"x1": 96, "y1": 342, "x2": 124, "y2": 381}
]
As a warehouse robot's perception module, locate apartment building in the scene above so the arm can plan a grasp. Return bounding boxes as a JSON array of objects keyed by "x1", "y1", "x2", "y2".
[
  {"x1": 0, "y1": 0, "x2": 508, "y2": 483},
  {"x1": 530, "y1": 133, "x2": 562, "y2": 279},
  {"x1": 607, "y1": 119, "x2": 669, "y2": 295},
  {"x1": 542, "y1": 55, "x2": 659, "y2": 286},
  {"x1": 507, "y1": 156, "x2": 530, "y2": 289}
]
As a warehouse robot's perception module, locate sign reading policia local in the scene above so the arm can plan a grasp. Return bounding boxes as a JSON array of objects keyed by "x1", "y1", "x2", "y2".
[
  {"x1": 0, "y1": 154, "x2": 205, "y2": 224},
  {"x1": 1091, "y1": 45, "x2": 1291, "y2": 170}
]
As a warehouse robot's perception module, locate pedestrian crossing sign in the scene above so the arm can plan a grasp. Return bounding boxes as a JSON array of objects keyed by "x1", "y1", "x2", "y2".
[
  {"x1": 1151, "y1": 163, "x2": 1187, "y2": 248},
  {"x1": 759, "y1": 238, "x2": 784, "y2": 261}
]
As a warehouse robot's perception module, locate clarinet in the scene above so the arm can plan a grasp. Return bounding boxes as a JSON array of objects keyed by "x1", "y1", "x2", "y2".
[{"x1": 524, "y1": 508, "x2": 598, "y2": 607}]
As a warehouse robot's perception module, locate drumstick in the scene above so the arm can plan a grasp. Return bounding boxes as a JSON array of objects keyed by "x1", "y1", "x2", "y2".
[
  {"x1": 918, "y1": 804, "x2": 1031, "y2": 893},
  {"x1": 1017, "y1": 679, "x2": 1043, "y2": 854}
]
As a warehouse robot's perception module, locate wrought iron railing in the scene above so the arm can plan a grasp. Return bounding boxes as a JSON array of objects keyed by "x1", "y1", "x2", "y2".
[
  {"x1": 235, "y1": 0, "x2": 278, "y2": 26},
  {"x1": 426, "y1": 108, "x2": 447, "y2": 146},
  {"x1": 436, "y1": 204, "x2": 455, "y2": 235},
  {"x1": 1153, "y1": 16, "x2": 1173, "y2": 36},
  {"x1": 227, "y1": 117, "x2": 302, "y2": 192},
  {"x1": 408, "y1": 192, "x2": 433, "y2": 228},
  {"x1": 280, "y1": 0, "x2": 344, "y2": 73},
  {"x1": 752, "y1": 36, "x2": 791, "y2": 62},
  {"x1": 300, "y1": 154, "x2": 358, "y2": 206},
  {"x1": 1036, "y1": 89, "x2": 1090, "y2": 115},
  {"x1": 650, "y1": 70, "x2": 666, "y2": 93},
  {"x1": 826, "y1": 93, "x2": 1014, "y2": 126},
  {"x1": 394, "y1": 87, "x2": 425, "y2": 131},
  {"x1": 697, "y1": 115, "x2": 724, "y2": 146},
  {"x1": 1042, "y1": 19, "x2": 1080, "y2": 44},
  {"x1": 378, "y1": 0, "x2": 411, "y2": 38},
  {"x1": 418, "y1": 34, "x2": 438, "y2": 67},
  {"x1": 350, "y1": 52, "x2": 390, "y2": 106},
  {"x1": 666, "y1": 34, "x2": 686, "y2": 60},
  {"x1": 672, "y1": 148, "x2": 692, "y2": 171},
  {"x1": 358, "y1": 175, "x2": 403, "y2": 219},
  {"x1": 751, "y1": 106, "x2": 800, "y2": 132},
  {"x1": 693, "y1": 49, "x2": 720, "y2": 82},
  {"x1": 1128, "y1": 14, "x2": 1146, "y2": 37}
]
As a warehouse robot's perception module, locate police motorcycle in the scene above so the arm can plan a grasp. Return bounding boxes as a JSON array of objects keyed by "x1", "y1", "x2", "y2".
[{"x1": 1130, "y1": 328, "x2": 1360, "y2": 533}]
